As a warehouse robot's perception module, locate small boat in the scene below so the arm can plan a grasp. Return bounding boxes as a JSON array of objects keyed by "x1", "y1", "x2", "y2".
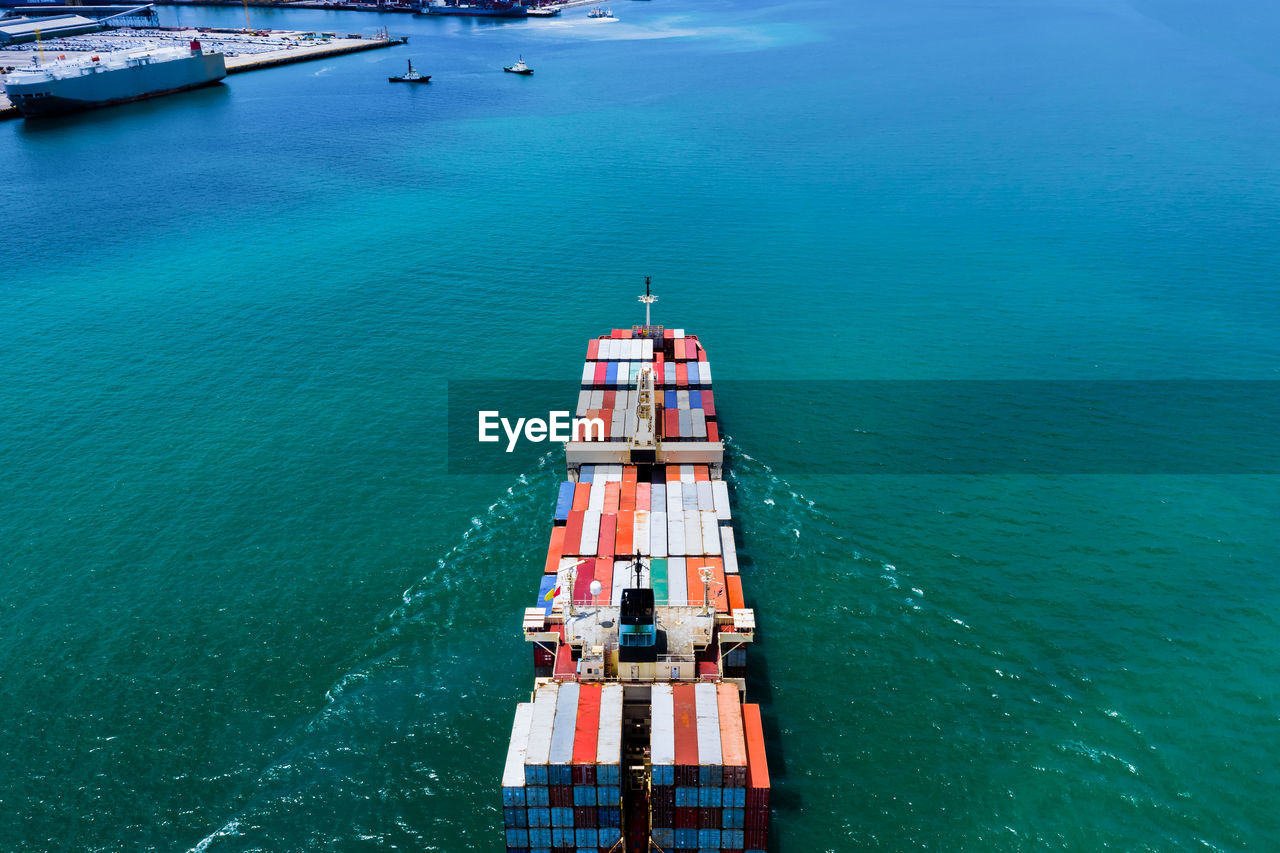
[
  {"x1": 526, "y1": 5, "x2": 560, "y2": 15},
  {"x1": 504, "y1": 56, "x2": 533, "y2": 75},
  {"x1": 389, "y1": 59, "x2": 431, "y2": 83},
  {"x1": 587, "y1": 7, "x2": 615, "y2": 17}
]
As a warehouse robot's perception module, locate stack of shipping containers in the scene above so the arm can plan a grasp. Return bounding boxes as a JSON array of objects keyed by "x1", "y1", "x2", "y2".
[
  {"x1": 575, "y1": 330, "x2": 718, "y2": 444},
  {"x1": 649, "y1": 682, "x2": 770, "y2": 853}
]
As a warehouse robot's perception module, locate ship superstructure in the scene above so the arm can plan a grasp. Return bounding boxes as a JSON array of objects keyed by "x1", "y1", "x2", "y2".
[{"x1": 501, "y1": 288, "x2": 771, "y2": 853}]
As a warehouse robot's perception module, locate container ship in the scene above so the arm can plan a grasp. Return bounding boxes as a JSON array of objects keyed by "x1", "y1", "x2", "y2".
[
  {"x1": 501, "y1": 288, "x2": 771, "y2": 853},
  {"x1": 3, "y1": 40, "x2": 226, "y2": 118}
]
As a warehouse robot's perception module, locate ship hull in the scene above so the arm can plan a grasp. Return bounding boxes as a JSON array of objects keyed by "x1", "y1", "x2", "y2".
[
  {"x1": 6, "y1": 52, "x2": 227, "y2": 119},
  {"x1": 421, "y1": 5, "x2": 528, "y2": 15}
]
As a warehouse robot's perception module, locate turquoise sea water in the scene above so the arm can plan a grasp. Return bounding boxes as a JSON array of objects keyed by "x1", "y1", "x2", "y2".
[{"x1": 2, "y1": 0, "x2": 1279, "y2": 849}]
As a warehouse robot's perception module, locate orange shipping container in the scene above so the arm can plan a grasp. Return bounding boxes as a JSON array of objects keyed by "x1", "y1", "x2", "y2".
[
  {"x1": 716, "y1": 682, "x2": 748, "y2": 785},
  {"x1": 545, "y1": 526, "x2": 566, "y2": 575},
  {"x1": 604, "y1": 481, "x2": 621, "y2": 513},
  {"x1": 727, "y1": 574, "x2": 745, "y2": 612},
  {"x1": 620, "y1": 479, "x2": 636, "y2": 513},
  {"x1": 572, "y1": 482, "x2": 590, "y2": 512},
  {"x1": 615, "y1": 511, "x2": 634, "y2": 558}
]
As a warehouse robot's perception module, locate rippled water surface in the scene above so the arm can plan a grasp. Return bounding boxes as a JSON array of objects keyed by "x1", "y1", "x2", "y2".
[{"x1": 2, "y1": 0, "x2": 1278, "y2": 849}]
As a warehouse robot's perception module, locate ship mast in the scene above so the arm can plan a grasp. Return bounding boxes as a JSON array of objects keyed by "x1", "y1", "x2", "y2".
[{"x1": 638, "y1": 276, "x2": 657, "y2": 327}]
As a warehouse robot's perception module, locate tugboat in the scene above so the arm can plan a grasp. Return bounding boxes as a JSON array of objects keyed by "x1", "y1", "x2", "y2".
[
  {"x1": 503, "y1": 55, "x2": 533, "y2": 75},
  {"x1": 388, "y1": 59, "x2": 431, "y2": 83},
  {"x1": 587, "y1": 7, "x2": 615, "y2": 17}
]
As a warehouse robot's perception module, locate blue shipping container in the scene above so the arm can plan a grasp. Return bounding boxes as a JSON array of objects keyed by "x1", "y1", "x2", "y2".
[
  {"x1": 526, "y1": 785, "x2": 549, "y2": 807},
  {"x1": 554, "y1": 482, "x2": 574, "y2": 522},
  {"x1": 528, "y1": 807, "x2": 551, "y2": 827}
]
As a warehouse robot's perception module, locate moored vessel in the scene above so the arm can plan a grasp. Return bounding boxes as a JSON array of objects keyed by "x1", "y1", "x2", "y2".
[
  {"x1": 420, "y1": 0, "x2": 529, "y2": 17},
  {"x1": 500, "y1": 284, "x2": 771, "y2": 853},
  {"x1": 3, "y1": 40, "x2": 226, "y2": 118}
]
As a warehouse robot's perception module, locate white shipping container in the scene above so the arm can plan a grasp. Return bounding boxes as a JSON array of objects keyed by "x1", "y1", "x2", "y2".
[
  {"x1": 680, "y1": 465, "x2": 695, "y2": 483},
  {"x1": 678, "y1": 409, "x2": 692, "y2": 438},
  {"x1": 589, "y1": 389, "x2": 605, "y2": 410},
  {"x1": 668, "y1": 557, "x2": 688, "y2": 606},
  {"x1": 700, "y1": 362, "x2": 712, "y2": 384},
  {"x1": 665, "y1": 481, "x2": 682, "y2": 514},
  {"x1": 650, "y1": 683, "x2": 675, "y2": 766},
  {"x1": 673, "y1": 329, "x2": 685, "y2": 338},
  {"x1": 681, "y1": 486, "x2": 699, "y2": 512},
  {"x1": 580, "y1": 510, "x2": 602, "y2": 555},
  {"x1": 633, "y1": 511, "x2": 651, "y2": 557},
  {"x1": 610, "y1": 408, "x2": 625, "y2": 439},
  {"x1": 548, "y1": 682, "x2": 580, "y2": 766},
  {"x1": 695, "y1": 481, "x2": 714, "y2": 512},
  {"x1": 556, "y1": 557, "x2": 582, "y2": 608},
  {"x1": 581, "y1": 362, "x2": 595, "y2": 385},
  {"x1": 651, "y1": 483, "x2": 666, "y2": 509},
  {"x1": 524, "y1": 683, "x2": 561, "y2": 769},
  {"x1": 576, "y1": 389, "x2": 591, "y2": 418},
  {"x1": 720, "y1": 526, "x2": 739, "y2": 574},
  {"x1": 700, "y1": 512, "x2": 721, "y2": 556},
  {"x1": 650, "y1": 511, "x2": 667, "y2": 558},
  {"x1": 615, "y1": 390, "x2": 629, "y2": 412},
  {"x1": 502, "y1": 702, "x2": 535, "y2": 789},
  {"x1": 663, "y1": 363, "x2": 675, "y2": 385},
  {"x1": 684, "y1": 512, "x2": 702, "y2": 555},
  {"x1": 611, "y1": 560, "x2": 629, "y2": 605},
  {"x1": 642, "y1": 338, "x2": 654, "y2": 361},
  {"x1": 694, "y1": 683, "x2": 723, "y2": 766},
  {"x1": 676, "y1": 390, "x2": 690, "y2": 410},
  {"x1": 600, "y1": 465, "x2": 624, "y2": 483},
  {"x1": 712, "y1": 481, "x2": 731, "y2": 520},
  {"x1": 667, "y1": 511, "x2": 686, "y2": 556},
  {"x1": 692, "y1": 409, "x2": 707, "y2": 439},
  {"x1": 603, "y1": 339, "x2": 617, "y2": 360},
  {"x1": 597, "y1": 683, "x2": 624, "y2": 768},
  {"x1": 588, "y1": 480, "x2": 606, "y2": 512}
]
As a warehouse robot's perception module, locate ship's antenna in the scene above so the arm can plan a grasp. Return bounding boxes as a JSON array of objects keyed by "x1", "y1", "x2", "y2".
[{"x1": 638, "y1": 276, "x2": 657, "y2": 327}]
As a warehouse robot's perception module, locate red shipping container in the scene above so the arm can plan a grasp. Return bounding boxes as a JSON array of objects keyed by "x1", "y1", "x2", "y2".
[
  {"x1": 727, "y1": 575, "x2": 745, "y2": 612},
  {"x1": 622, "y1": 465, "x2": 638, "y2": 485},
  {"x1": 553, "y1": 644, "x2": 576, "y2": 681},
  {"x1": 663, "y1": 409, "x2": 679, "y2": 441},
  {"x1": 572, "y1": 482, "x2": 590, "y2": 512},
  {"x1": 664, "y1": 328, "x2": 675, "y2": 340},
  {"x1": 603, "y1": 482, "x2": 620, "y2": 513},
  {"x1": 672, "y1": 683, "x2": 699, "y2": 776},
  {"x1": 597, "y1": 514, "x2": 617, "y2": 560},
  {"x1": 573, "y1": 806, "x2": 596, "y2": 826},
  {"x1": 674, "y1": 807, "x2": 698, "y2": 829},
  {"x1": 587, "y1": 338, "x2": 600, "y2": 360},
  {"x1": 744, "y1": 808, "x2": 769, "y2": 831},
  {"x1": 611, "y1": 329, "x2": 624, "y2": 339},
  {"x1": 562, "y1": 512, "x2": 584, "y2": 559},
  {"x1": 545, "y1": 526, "x2": 566, "y2": 575},
  {"x1": 573, "y1": 567, "x2": 595, "y2": 606},
  {"x1": 573, "y1": 683, "x2": 601, "y2": 766},
  {"x1": 615, "y1": 511, "x2": 634, "y2": 558},
  {"x1": 602, "y1": 390, "x2": 616, "y2": 410},
  {"x1": 550, "y1": 785, "x2": 573, "y2": 808},
  {"x1": 676, "y1": 363, "x2": 688, "y2": 386},
  {"x1": 593, "y1": 361, "x2": 608, "y2": 386},
  {"x1": 685, "y1": 558, "x2": 706, "y2": 609},
  {"x1": 620, "y1": 480, "x2": 636, "y2": 513},
  {"x1": 593, "y1": 558, "x2": 613, "y2": 601},
  {"x1": 745, "y1": 826, "x2": 768, "y2": 848},
  {"x1": 702, "y1": 391, "x2": 715, "y2": 417},
  {"x1": 636, "y1": 482, "x2": 651, "y2": 512},
  {"x1": 706, "y1": 421, "x2": 720, "y2": 443},
  {"x1": 697, "y1": 808, "x2": 720, "y2": 829},
  {"x1": 652, "y1": 786, "x2": 675, "y2": 809},
  {"x1": 598, "y1": 409, "x2": 611, "y2": 439}
]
